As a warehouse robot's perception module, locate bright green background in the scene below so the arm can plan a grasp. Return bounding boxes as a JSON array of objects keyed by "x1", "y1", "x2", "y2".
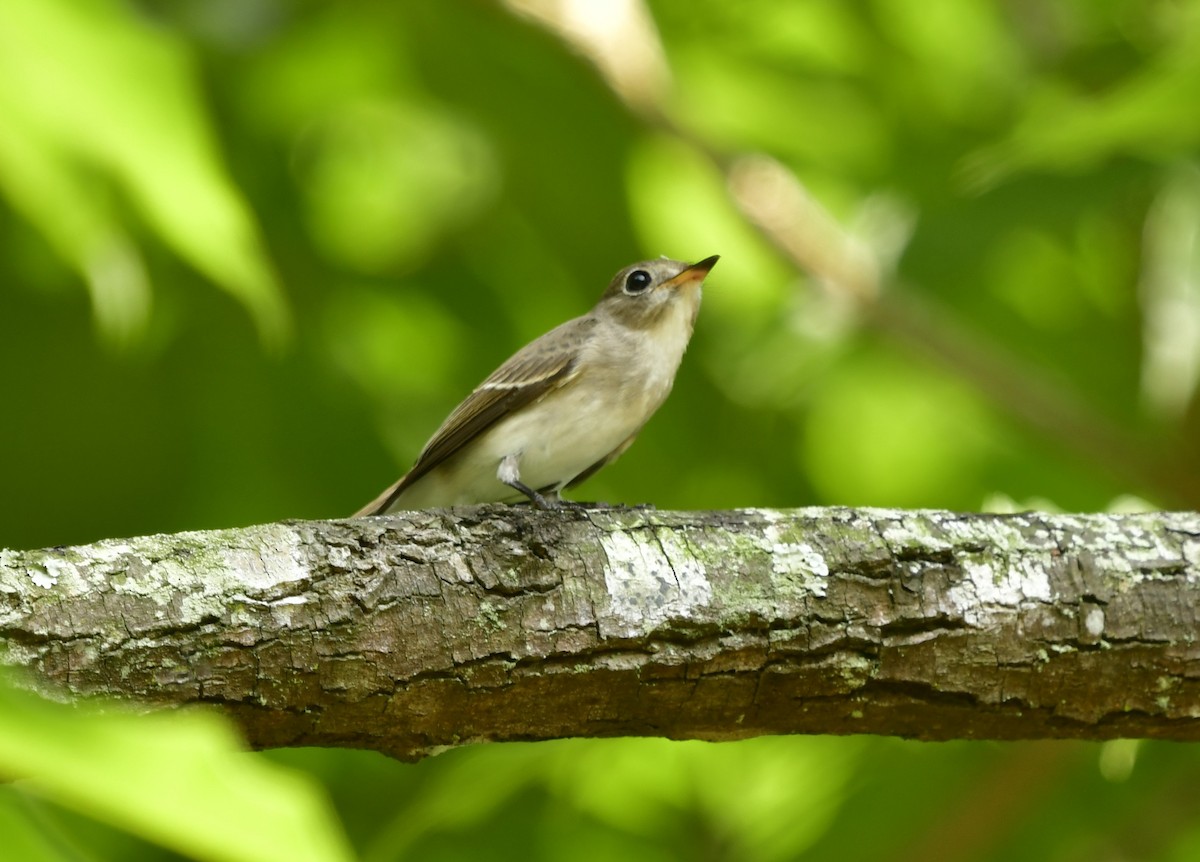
[{"x1": 2, "y1": 1, "x2": 1199, "y2": 860}]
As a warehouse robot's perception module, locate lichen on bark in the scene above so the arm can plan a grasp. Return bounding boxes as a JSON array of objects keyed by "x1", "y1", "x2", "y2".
[{"x1": 2, "y1": 506, "x2": 1198, "y2": 760}]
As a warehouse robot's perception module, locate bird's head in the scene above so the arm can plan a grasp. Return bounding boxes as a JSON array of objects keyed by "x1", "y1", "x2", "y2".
[{"x1": 597, "y1": 255, "x2": 719, "y2": 330}]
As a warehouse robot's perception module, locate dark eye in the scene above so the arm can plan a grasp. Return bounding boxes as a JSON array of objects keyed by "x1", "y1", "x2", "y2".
[{"x1": 624, "y1": 269, "x2": 653, "y2": 294}]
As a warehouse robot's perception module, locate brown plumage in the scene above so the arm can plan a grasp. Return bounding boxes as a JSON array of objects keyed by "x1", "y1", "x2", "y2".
[{"x1": 356, "y1": 255, "x2": 718, "y2": 515}]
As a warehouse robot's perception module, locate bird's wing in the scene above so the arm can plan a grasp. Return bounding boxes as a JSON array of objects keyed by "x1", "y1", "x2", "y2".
[{"x1": 355, "y1": 318, "x2": 592, "y2": 515}]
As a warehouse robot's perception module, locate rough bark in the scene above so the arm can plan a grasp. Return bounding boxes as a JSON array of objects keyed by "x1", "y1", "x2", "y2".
[{"x1": 1, "y1": 506, "x2": 1198, "y2": 761}]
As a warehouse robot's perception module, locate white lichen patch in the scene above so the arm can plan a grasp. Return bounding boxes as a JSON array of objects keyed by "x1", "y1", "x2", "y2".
[
  {"x1": 878, "y1": 517, "x2": 952, "y2": 554},
  {"x1": 756, "y1": 520, "x2": 832, "y2": 598},
  {"x1": 962, "y1": 558, "x2": 993, "y2": 582},
  {"x1": 1084, "y1": 606, "x2": 1105, "y2": 637},
  {"x1": 772, "y1": 542, "x2": 829, "y2": 597},
  {"x1": 1182, "y1": 537, "x2": 1200, "y2": 564},
  {"x1": 945, "y1": 550, "x2": 1054, "y2": 629},
  {"x1": 221, "y1": 524, "x2": 308, "y2": 591},
  {"x1": 30, "y1": 569, "x2": 57, "y2": 589},
  {"x1": 952, "y1": 552, "x2": 1052, "y2": 607},
  {"x1": 599, "y1": 528, "x2": 711, "y2": 637},
  {"x1": 89, "y1": 541, "x2": 134, "y2": 564},
  {"x1": 1013, "y1": 556, "x2": 1053, "y2": 600},
  {"x1": 940, "y1": 515, "x2": 1035, "y2": 553},
  {"x1": 173, "y1": 524, "x2": 309, "y2": 622}
]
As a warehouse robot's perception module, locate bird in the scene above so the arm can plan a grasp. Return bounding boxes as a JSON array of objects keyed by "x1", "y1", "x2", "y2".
[{"x1": 355, "y1": 254, "x2": 719, "y2": 515}]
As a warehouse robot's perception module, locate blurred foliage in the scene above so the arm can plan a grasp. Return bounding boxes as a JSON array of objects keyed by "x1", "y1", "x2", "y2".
[
  {"x1": 1, "y1": 0, "x2": 1199, "y2": 860},
  {"x1": 0, "y1": 677, "x2": 352, "y2": 862}
]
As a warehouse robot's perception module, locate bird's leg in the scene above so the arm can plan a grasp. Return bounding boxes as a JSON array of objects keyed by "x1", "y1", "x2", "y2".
[{"x1": 498, "y1": 454, "x2": 557, "y2": 510}]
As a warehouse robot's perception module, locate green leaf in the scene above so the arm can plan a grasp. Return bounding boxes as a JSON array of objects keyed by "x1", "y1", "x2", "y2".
[
  {"x1": 0, "y1": 0, "x2": 290, "y2": 347},
  {"x1": 0, "y1": 790, "x2": 71, "y2": 862},
  {"x1": 0, "y1": 681, "x2": 355, "y2": 862}
]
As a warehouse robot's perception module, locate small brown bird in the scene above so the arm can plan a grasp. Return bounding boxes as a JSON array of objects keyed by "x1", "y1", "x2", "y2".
[{"x1": 355, "y1": 255, "x2": 718, "y2": 515}]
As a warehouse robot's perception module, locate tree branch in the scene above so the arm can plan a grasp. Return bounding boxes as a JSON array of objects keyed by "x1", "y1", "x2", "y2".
[{"x1": 2, "y1": 507, "x2": 1198, "y2": 761}]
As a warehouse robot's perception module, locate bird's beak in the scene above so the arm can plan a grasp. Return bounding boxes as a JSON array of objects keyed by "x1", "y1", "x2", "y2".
[{"x1": 663, "y1": 254, "x2": 720, "y2": 290}]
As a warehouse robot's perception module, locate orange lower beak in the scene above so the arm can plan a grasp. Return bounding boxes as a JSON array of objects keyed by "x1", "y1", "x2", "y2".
[{"x1": 664, "y1": 254, "x2": 719, "y2": 289}]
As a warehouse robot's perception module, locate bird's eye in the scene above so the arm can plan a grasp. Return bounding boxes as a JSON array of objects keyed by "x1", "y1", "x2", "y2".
[{"x1": 624, "y1": 270, "x2": 653, "y2": 294}]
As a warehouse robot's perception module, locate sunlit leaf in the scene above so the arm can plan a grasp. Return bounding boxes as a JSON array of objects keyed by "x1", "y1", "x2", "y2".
[
  {"x1": 0, "y1": 790, "x2": 68, "y2": 862},
  {"x1": 965, "y1": 11, "x2": 1200, "y2": 187},
  {"x1": 0, "y1": 89, "x2": 150, "y2": 347},
  {"x1": 0, "y1": 682, "x2": 354, "y2": 862},
  {"x1": 0, "y1": 0, "x2": 289, "y2": 347}
]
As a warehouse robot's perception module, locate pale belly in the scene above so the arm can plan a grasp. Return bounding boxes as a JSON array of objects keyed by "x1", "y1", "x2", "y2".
[
  {"x1": 388, "y1": 292, "x2": 699, "y2": 510},
  {"x1": 394, "y1": 370, "x2": 665, "y2": 507}
]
